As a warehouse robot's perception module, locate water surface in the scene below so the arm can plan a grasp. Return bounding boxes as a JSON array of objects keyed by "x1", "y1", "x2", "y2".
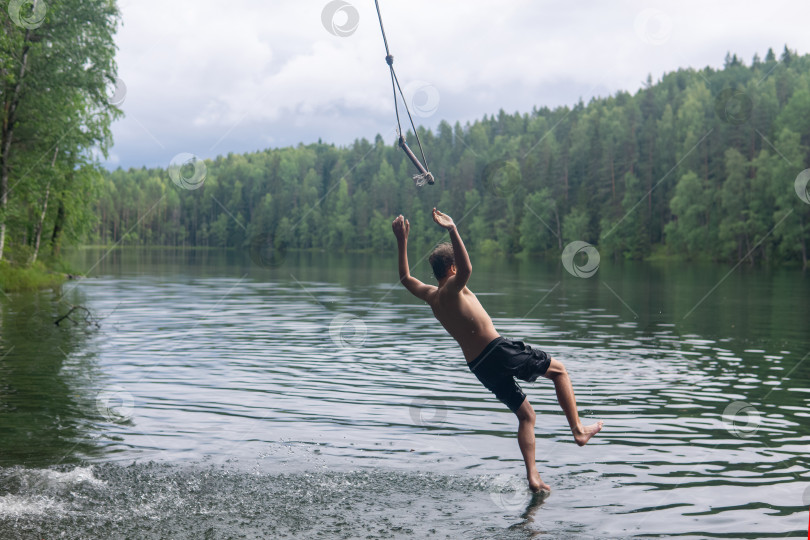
[{"x1": 0, "y1": 248, "x2": 808, "y2": 538}]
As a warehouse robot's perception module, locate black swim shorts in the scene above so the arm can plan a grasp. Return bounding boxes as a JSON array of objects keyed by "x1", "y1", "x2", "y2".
[{"x1": 467, "y1": 336, "x2": 551, "y2": 413}]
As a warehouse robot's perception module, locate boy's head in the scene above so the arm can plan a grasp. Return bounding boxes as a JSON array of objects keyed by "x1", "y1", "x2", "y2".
[{"x1": 429, "y1": 242, "x2": 455, "y2": 281}]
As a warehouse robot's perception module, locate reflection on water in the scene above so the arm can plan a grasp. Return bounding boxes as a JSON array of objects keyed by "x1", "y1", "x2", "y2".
[
  {"x1": 0, "y1": 248, "x2": 808, "y2": 538},
  {"x1": 0, "y1": 287, "x2": 105, "y2": 465}
]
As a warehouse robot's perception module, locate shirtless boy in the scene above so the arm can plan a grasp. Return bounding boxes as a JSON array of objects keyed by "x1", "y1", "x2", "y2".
[{"x1": 392, "y1": 208, "x2": 603, "y2": 493}]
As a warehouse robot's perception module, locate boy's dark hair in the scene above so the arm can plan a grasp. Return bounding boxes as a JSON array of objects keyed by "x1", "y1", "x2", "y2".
[{"x1": 429, "y1": 242, "x2": 455, "y2": 280}]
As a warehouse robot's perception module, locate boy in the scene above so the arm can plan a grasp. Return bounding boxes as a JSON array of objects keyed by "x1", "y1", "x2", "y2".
[{"x1": 392, "y1": 208, "x2": 603, "y2": 493}]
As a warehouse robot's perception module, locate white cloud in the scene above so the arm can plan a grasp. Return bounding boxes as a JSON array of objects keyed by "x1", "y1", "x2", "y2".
[{"x1": 106, "y1": 0, "x2": 810, "y2": 169}]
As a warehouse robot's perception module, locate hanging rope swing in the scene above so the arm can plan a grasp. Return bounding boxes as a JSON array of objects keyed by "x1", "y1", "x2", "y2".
[{"x1": 374, "y1": 0, "x2": 435, "y2": 187}]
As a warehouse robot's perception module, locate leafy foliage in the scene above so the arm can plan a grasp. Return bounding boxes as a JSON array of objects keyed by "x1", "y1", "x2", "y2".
[
  {"x1": 0, "y1": 0, "x2": 120, "y2": 264},
  {"x1": 98, "y1": 48, "x2": 810, "y2": 269}
]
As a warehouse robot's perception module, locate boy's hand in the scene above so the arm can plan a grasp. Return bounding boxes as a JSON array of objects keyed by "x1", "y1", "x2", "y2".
[
  {"x1": 432, "y1": 208, "x2": 456, "y2": 230},
  {"x1": 392, "y1": 214, "x2": 410, "y2": 242}
]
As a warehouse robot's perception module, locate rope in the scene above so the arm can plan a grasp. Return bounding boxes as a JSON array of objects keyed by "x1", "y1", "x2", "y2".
[{"x1": 374, "y1": 0, "x2": 434, "y2": 186}]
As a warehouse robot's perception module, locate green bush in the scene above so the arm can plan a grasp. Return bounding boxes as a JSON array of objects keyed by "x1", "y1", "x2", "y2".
[{"x1": 0, "y1": 261, "x2": 67, "y2": 293}]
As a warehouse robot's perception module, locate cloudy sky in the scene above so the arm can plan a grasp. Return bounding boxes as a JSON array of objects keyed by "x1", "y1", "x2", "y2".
[{"x1": 104, "y1": 0, "x2": 810, "y2": 170}]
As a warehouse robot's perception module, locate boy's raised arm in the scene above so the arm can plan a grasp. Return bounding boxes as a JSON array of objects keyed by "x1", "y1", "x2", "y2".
[
  {"x1": 432, "y1": 208, "x2": 471, "y2": 291},
  {"x1": 392, "y1": 215, "x2": 436, "y2": 301}
]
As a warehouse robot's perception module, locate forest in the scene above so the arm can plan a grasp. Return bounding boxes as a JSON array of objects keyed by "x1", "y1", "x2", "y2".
[
  {"x1": 0, "y1": 0, "x2": 120, "y2": 271},
  {"x1": 3, "y1": 21, "x2": 810, "y2": 271},
  {"x1": 98, "y1": 47, "x2": 810, "y2": 268}
]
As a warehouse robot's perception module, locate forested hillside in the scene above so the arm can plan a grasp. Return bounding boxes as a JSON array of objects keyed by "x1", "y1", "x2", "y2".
[{"x1": 99, "y1": 46, "x2": 810, "y2": 267}]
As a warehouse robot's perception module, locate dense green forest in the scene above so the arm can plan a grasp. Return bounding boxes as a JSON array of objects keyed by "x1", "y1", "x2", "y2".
[
  {"x1": 99, "y1": 47, "x2": 810, "y2": 268},
  {"x1": 0, "y1": 0, "x2": 120, "y2": 272},
  {"x1": 4, "y1": 24, "x2": 809, "y2": 270}
]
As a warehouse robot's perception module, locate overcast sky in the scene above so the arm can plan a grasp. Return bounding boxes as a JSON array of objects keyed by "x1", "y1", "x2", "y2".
[{"x1": 103, "y1": 0, "x2": 810, "y2": 170}]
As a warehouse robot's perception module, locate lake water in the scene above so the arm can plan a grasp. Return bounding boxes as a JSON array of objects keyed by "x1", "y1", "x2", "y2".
[{"x1": 0, "y1": 248, "x2": 808, "y2": 538}]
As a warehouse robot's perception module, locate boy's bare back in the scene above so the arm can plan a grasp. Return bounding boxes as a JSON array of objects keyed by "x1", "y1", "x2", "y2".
[
  {"x1": 425, "y1": 286, "x2": 500, "y2": 363},
  {"x1": 392, "y1": 208, "x2": 499, "y2": 362}
]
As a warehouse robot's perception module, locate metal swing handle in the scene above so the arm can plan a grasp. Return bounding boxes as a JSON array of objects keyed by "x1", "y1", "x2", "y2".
[{"x1": 398, "y1": 136, "x2": 435, "y2": 184}]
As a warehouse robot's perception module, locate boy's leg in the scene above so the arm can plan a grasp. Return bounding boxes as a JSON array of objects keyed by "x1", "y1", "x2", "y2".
[
  {"x1": 515, "y1": 398, "x2": 550, "y2": 493},
  {"x1": 542, "y1": 358, "x2": 603, "y2": 446}
]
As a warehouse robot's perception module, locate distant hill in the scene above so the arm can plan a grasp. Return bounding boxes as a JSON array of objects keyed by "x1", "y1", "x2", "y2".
[{"x1": 100, "y1": 46, "x2": 810, "y2": 268}]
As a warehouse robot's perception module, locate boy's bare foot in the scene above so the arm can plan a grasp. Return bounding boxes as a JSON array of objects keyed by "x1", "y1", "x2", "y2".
[
  {"x1": 573, "y1": 421, "x2": 604, "y2": 446},
  {"x1": 527, "y1": 470, "x2": 551, "y2": 493}
]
